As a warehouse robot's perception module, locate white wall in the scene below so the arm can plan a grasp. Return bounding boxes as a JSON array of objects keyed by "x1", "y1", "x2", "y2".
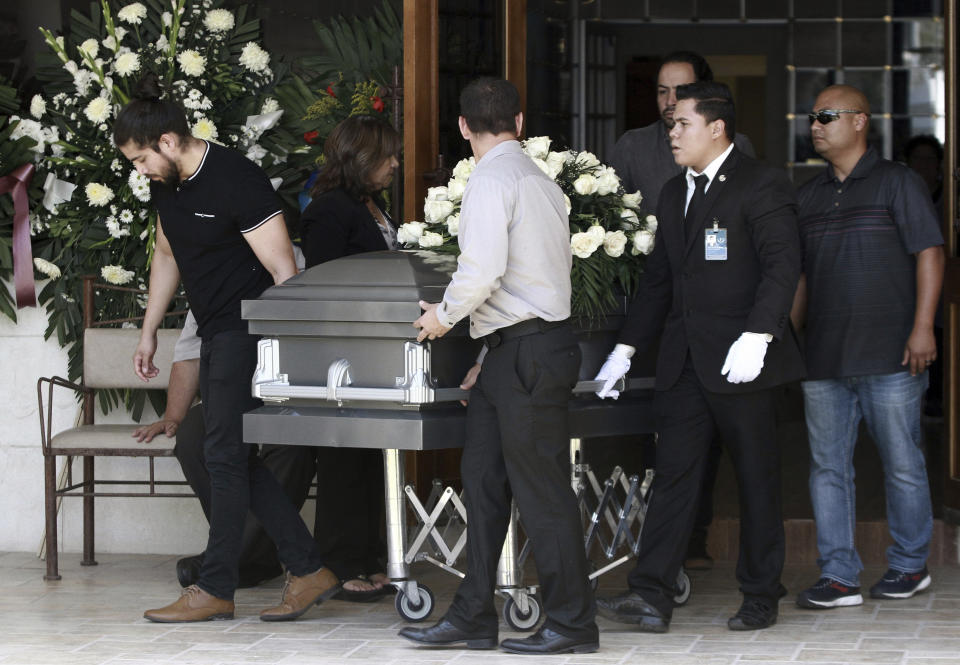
[{"x1": 0, "y1": 279, "x2": 208, "y2": 556}]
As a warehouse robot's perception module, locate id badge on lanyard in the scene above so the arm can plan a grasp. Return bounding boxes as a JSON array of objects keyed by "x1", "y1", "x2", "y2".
[{"x1": 704, "y1": 218, "x2": 727, "y2": 261}]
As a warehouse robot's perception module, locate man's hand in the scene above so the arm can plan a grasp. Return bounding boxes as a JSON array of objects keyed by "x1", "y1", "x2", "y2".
[
  {"x1": 721, "y1": 332, "x2": 769, "y2": 384},
  {"x1": 902, "y1": 326, "x2": 937, "y2": 376},
  {"x1": 413, "y1": 301, "x2": 452, "y2": 342},
  {"x1": 595, "y1": 348, "x2": 632, "y2": 399},
  {"x1": 132, "y1": 419, "x2": 180, "y2": 443},
  {"x1": 133, "y1": 333, "x2": 159, "y2": 382},
  {"x1": 459, "y1": 362, "x2": 482, "y2": 406}
]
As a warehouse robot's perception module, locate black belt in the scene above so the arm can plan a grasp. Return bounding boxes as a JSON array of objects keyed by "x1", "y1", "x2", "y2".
[{"x1": 483, "y1": 318, "x2": 569, "y2": 349}]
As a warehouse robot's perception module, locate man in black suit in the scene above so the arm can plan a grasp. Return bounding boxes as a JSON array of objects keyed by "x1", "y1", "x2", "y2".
[{"x1": 594, "y1": 81, "x2": 804, "y2": 632}]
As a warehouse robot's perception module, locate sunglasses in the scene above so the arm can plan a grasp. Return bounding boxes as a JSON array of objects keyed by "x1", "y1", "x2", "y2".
[{"x1": 807, "y1": 109, "x2": 867, "y2": 125}]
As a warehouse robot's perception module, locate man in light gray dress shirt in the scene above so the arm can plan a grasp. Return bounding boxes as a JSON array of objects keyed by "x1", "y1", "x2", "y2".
[{"x1": 402, "y1": 77, "x2": 598, "y2": 655}]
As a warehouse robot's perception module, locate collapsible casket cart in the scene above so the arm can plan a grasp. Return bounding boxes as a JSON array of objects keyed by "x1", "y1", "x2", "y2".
[{"x1": 242, "y1": 251, "x2": 688, "y2": 627}]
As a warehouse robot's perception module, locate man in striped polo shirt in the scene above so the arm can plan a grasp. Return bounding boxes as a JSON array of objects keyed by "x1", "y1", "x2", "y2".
[{"x1": 792, "y1": 85, "x2": 944, "y2": 609}]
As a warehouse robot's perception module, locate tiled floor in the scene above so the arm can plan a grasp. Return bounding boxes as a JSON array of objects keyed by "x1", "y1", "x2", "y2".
[{"x1": 1, "y1": 551, "x2": 958, "y2": 664}]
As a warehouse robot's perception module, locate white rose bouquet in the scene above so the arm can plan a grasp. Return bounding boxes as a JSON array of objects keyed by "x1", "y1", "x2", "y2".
[
  {"x1": 398, "y1": 136, "x2": 656, "y2": 318},
  {"x1": 15, "y1": 0, "x2": 300, "y2": 387}
]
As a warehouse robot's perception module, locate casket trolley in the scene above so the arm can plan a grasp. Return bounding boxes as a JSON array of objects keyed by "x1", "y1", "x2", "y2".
[{"x1": 242, "y1": 251, "x2": 689, "y2": 628}]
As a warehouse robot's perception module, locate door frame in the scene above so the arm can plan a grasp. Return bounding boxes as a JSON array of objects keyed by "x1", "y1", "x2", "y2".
[{"x1": 944, "y1": 0, "x2": 960, "y2": 518}]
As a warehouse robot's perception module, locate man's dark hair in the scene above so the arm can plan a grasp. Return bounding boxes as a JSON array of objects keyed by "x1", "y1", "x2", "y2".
[
  {"x1": 310, "y1": 114, "x2": 401, "y2": 201},
  {"x1": 661, "y1": 51, "x2": 714, "y2": 82},
  {"x1": 459, "y1": 77, "x2": 521, "y2": 136},
  {"x1": 112, "y1": 73, "x2": 190, "y2": 149},
  {"x1": 903, "y1": 134, "x2": 943, "y2": 162},
  {"x1": 676, "y1": 81, "x2": 735, "y2": 141}
]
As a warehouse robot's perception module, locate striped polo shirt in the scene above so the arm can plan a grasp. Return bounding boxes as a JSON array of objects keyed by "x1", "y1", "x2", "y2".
[{"x1": 797, "y1": 147, "x2": 943, "y2": 380}]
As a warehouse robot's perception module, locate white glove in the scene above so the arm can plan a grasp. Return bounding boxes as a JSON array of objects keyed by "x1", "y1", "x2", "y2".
[
  {"x1": 721, "y1": 332, "x2": 771, "y2": 384},
  {"x1": 595, "y1": 344, "x2": 634, "y2": 399}
]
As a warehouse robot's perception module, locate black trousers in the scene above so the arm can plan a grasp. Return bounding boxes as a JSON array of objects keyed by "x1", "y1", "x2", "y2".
[
  {"x1": 627, "y1": 358, "x2": 785, "y2": 617},
  {"x1": 314, "y1": 447, "x2": 386, "y2": 580},
  {"x1": 195, "y1": 330, "x2": 323, "y2": 599},
  {"x1": 176, "y1": 410, "x2": 386, "y2": 583},
  {"x1": 444, "y1": 324, "x2": 597, "y2": 640}
]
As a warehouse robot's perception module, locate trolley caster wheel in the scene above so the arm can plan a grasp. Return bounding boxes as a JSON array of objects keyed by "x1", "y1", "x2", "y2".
[
  {"x1": 503, "y1": 594, "x2": 542, "y2": 631},
  {"x1": 396, "y1": 585, "x2": 435, "y2": 622},
  {"x1": 673, "y1": 569, "x2": 691, "y2": 606}
]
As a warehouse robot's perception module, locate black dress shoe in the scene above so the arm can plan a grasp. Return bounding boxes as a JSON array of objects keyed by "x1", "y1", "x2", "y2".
[
  {"x1": 500, "y1": 626, "x2": 599, "y2": 655},
  {"x1": 176, "y1": 554, "x2": 203, "y2": 588},
  {"x1": 398, "y1": 618, "x2": 497, "y2": 649},
  {"x1": 728, "y1": 598, "x2": 778, "y2": 630},
  {"x1": 596, "y1": 590, "x2": 670, "y2": 632}
]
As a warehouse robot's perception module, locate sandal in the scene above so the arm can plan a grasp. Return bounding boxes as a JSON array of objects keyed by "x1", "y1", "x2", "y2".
[
  {"x1": 334, "y1": 575, "x2": 388, "y2": 603},
  {"x1": 368, "y1": 572, "x2": 396, "y2": 594}
]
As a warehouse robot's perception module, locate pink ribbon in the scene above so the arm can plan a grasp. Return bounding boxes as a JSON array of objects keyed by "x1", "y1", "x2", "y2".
[{"x1": 0, "y1": 163, "x2": 37, "y2": 308}]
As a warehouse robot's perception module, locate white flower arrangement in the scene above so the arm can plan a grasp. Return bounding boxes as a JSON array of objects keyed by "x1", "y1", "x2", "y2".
[
  {"x1": 177, "y1": 49, "x2": 206, "y2": 77},
  {"x1": 116, "y1": 2, "x2": 147, "y2": 25},
  {"x1": 398, "y1": 135, "x2": 655, "y2": 317},
  {"x1": 78, "y1": 38, "x2": 100, "y2": 59},
  {"x1": 101, "y1": 264, "x2": 135, "y2": 285},
  {"x1": 127, "y1": 169, "x2": 151, "y2": 202},
  {"x1": 632, "y1": 229, "x2": 655, "y2": 255},
  {"x1": 33, "y1": 258, "x2": 62, "y2": 280},
  {"x1": 114, "y1": 51, "x2": 140, "y2": 77},
  {"x1": 84, "y1": 96, "x2": 112, "y2": 123},
  {"x1": 85, "y1": 182, "x2": 114, "y2": 206},
  {"x1": 445, "y1": 213, "x2": 460, "y2": 237},
  {"x1": 30, "y1": 95, "x2": 46, "y2": 119},
  {"x1": 239, "y1": 42, "x2": 270, "y2": 74},
  {"x1": 203, "y1": 8, "x2": 234, "y2": 32},
  {"x1": 603, "y1": 229, "x2": 629, "y2": 258},
  {"x1": 396, "y1": 221, "x2": 426, "y2": 245},
  {"x1": 191, "y1": 116, "x2": 218, "y2": 141},
  {"x1": 418, "y1": 230, "x2": 444, "y2": 248},
  {"x1": 452, "y1": 156, "x2": 475, "y2": 180},
  {"x1": 20, "y1": 0, "x2": 300, "y2": 388}
]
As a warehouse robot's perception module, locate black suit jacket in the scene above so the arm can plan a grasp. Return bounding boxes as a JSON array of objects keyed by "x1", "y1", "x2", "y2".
[
  {"x1": 300, "y1": 188, "x2": 394, "y2": 268},
  {"x1": 618, "y1": 147, "x2": 805, "y2": 393}
]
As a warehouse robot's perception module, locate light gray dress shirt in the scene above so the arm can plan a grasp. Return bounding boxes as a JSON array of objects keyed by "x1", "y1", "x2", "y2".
[
  {"x1": 436, "y1": 140, "x2": 572, "y2": 338},
  {"x1": 609, "y1": 120, "x2": 755, "y2": 214}
]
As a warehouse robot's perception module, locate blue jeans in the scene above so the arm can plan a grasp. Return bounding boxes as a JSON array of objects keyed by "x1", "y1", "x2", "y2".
[{"x1": 802, "y1": 371, "x2": 932, "y2": 586}]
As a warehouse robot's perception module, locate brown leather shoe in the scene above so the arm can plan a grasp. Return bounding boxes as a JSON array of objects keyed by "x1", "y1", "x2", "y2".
[
  {"x1": 260, "y1": 568, "x2": 341, "y2": 622},
  {"x1": 143, "y1": 585, "x2": 234, "y2": 623}
]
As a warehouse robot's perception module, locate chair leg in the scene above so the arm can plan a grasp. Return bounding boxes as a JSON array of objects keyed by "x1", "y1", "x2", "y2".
[
  {"x1": 81, "y1": 456, "x2": 97, "y2": 566},
  {"x1": 43, "y1": 455, "x2": 61, "y2": 581}
]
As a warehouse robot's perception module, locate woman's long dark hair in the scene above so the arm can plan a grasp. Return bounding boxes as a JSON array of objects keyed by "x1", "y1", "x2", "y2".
[{"x1": 310, "y1": 115, "x2": 401, "y2": 200}]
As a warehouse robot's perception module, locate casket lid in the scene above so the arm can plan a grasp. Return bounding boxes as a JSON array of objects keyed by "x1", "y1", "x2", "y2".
[{"x1": 242, "y1": 250, "x2": 456, "y2": 324}]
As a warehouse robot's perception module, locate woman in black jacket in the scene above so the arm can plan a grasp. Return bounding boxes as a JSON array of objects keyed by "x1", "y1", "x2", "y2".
[{"x1": 300, "y1": 115, "x2": 401, "y2": 601}]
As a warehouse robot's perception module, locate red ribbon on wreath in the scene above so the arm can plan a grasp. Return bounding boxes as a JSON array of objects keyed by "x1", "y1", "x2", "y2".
[{"x1": 0, "y1": 163, "x2": 37, "y2": 308}]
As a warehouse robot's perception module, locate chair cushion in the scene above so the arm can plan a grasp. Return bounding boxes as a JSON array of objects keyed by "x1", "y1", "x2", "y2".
[{"x1": 49, "y1": 424, "x2": 178, "y2": 456}]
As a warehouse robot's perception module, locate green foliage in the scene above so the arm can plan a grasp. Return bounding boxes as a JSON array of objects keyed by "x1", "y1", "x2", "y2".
[
  {"x1": 273, "y1": 1, "x2": 401, "y2": 178},
  {"x1": 300, "y1": 1, "x2": 401, "y2": 89}
]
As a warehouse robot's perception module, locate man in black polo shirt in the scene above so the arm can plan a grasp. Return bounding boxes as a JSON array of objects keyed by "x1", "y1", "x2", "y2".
[
  {"x1": 114, "y1": 80, "x2": 339, "y2": 622},
  {"x1": 792, "y1": 85, "x2": 944, "y2": 610}
]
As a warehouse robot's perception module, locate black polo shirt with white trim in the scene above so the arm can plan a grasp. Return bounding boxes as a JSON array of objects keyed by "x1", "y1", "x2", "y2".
[
  {"x1": 151, "y1": 141, "x2": 280, "y2": 340},
  {"x1": 797, "y1": 147, "x2": 943, "y2": 380}
]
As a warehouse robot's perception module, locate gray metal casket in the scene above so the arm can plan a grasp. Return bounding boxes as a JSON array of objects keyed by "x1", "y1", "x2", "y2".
[{"x1": 242, "y1": 251, "x2": 655, "y2": 450}]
